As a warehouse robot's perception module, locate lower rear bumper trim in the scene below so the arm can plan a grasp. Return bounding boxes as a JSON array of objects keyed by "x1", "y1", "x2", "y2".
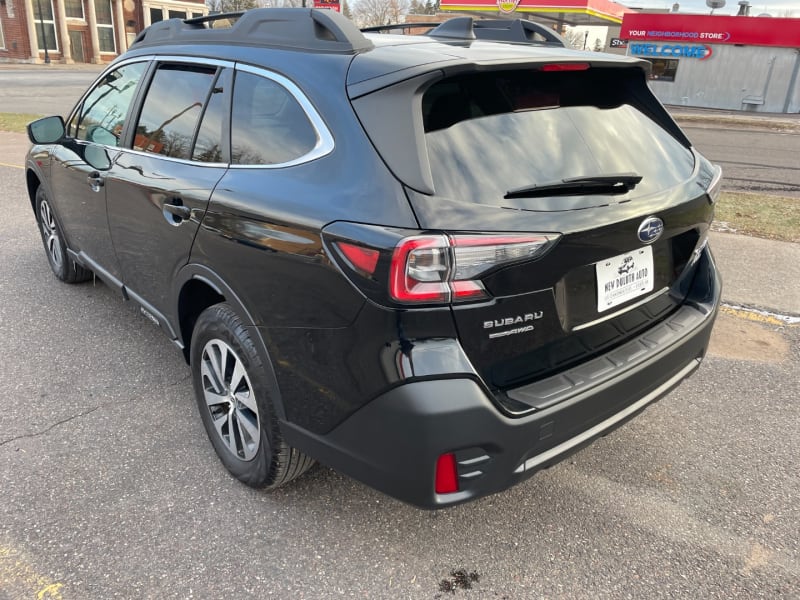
[{"x1": 514, "y1": 357, "x2": 700, "y2": 474}]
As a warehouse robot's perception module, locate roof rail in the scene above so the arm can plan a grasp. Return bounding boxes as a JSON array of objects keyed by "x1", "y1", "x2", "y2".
[
  {"x1": 426, "y1": 17, "x2": 566, "y2": 47},
  {"x1": 360, "y1": 22, "x2": 443, "y2": 34},
  {"x1": 131, "y1": 8, "x2": 374, "y2": 54}
]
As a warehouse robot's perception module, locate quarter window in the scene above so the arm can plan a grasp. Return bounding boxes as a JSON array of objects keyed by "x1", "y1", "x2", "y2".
[
  {"x1": 230, "y1": 71, "x2": 317, "y2": 165},
  {"x1": 134, "y1": 64, "x2": 217, "y2": 160},
  {"x1": 72, "y1": 62, "x2": 146, "y2": 146}
]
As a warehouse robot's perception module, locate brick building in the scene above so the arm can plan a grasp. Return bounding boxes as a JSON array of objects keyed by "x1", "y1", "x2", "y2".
[{"x1": 0, "y1": 0, "x2": 207, "y2": 63}]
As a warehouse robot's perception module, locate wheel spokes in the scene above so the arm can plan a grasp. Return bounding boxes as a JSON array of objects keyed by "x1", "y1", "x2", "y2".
[
  {"x1": 39, "y1": 199, "x2": 63, "y2": 270},
  {"x1": 200, "y1": 339, "x2": 260, "y2": 461}
]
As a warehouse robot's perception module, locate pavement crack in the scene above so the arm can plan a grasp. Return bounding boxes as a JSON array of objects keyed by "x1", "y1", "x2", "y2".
[
  {"x1": 0, "y1": 375, "x2": 193, "y2": 448},
  {"x1": 0, "y1": 405, "x2": 102, "y2": 447}
]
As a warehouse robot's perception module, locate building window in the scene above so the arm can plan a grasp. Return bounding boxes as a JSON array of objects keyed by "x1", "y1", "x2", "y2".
[
  {"x1": 33, "y1": 0, "x2": 59, "y2": 51},
  {"x1": 149, "y1": 7, "x2": 164, "y2": 23},
  {"x1": 95, "y1": 0, "x2": 115, "y2": 53},
  {"x1": 0, "y1": 18, "x2": 6, "y2": 50},
  {"x1": 148, "y1": 5, "x2": 206, "y2": 26},
  {"x1": 643, "y1": 58, "x2": 679, "y2": 83},
  {"x1": 65, "y1": 0, "x2": 85, "y2": 20}
]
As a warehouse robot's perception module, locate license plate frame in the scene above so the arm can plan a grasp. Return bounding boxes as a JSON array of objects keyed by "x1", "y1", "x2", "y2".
[{"x1": 596, "y1": 246, "x2": 654, "y2": 313}]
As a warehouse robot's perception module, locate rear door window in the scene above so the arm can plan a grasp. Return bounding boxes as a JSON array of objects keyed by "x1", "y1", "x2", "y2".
[{"x1": 422, "y1": 68, "x2": 695, "y2": 207}]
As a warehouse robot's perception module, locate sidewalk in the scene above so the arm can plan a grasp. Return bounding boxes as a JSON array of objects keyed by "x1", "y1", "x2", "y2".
[
  {"x1": 667, "y1": 105, "x2": 800, "y2": 132},
  {"x1": 709, "y1": 231, "x2": 800, "y2": 316},
  {"x1": 0, "y1": 61, "x2": 105, "y2": 72}
]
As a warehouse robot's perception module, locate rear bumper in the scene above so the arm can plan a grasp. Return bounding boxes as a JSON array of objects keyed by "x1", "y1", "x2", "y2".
[{"x1": 283, "y1": 247, "x2": 721, "y2": 508}]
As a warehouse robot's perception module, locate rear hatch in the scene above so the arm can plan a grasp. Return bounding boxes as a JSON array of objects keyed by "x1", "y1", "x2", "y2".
[{"x1": 348, "y1": 49, "x2": 719, "y2": 405}]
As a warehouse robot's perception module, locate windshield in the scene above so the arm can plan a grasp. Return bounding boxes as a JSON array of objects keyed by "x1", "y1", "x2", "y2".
[{"x1": 422, "y1": 69, "x2": 695, "y2": 209}]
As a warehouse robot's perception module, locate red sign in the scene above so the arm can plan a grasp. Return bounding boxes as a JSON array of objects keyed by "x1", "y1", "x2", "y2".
[
  {"x1": 620, "y1": 14, "x2": 800, "y2": 48},
  {"x1": 313, "y1": 0, "x2": 340, "y2": 11}
]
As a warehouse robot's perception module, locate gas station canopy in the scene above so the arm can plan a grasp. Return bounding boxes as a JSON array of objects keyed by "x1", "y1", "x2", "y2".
[{"x1": 439, "y1": 0, "x2": 632, "y2": 26}]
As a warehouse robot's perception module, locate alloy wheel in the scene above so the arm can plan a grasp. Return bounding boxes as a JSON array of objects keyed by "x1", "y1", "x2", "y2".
[
  {"x1": 200, "y1": 339, "x2": 261, "y2": 461},
  {"x1": 38, "y1": 198, "x2": 64, "y2": 271}
]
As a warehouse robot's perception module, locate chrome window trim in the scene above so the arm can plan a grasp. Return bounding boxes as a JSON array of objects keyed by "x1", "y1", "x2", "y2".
[
  {"x1": 66, "y1": 55, "x2": 156, "y2": 132},
  {"x1": 229, "y1": 62, "x2": 335, "y2": 169},
  {"x1": 65, "y1": 56, "x2": 334, "y2": 169},
  {"x1": 71, "y1": 56, "x2": 232, "y2": 165}
]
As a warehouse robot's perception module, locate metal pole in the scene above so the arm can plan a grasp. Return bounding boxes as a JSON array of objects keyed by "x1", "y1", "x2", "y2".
[
  {"x1": 36, "y1": 0, "x2": 51, "y2": 64},
  {"x1": 583, "y1": 31, "x2": 588, "y2": 50}
]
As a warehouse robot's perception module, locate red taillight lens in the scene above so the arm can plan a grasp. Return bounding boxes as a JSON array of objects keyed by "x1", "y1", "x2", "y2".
[
  {"x1": 390, "y1": 235, "x2": 451, "y2": 303},
  {"x1": 540, "y1": 62, "x2": 591, "y2": 72},
  {"x1": 389, "y1": 233, "x2": 557, "y2": 304},
  {"x1": 335, "y1": 241, "x2": 380, "y2": 276},
  {"x1": 435, "y1": 453, "x2": 459, "y2": 494}
]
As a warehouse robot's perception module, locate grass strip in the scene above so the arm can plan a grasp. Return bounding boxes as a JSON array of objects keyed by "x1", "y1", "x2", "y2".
[
  {"x1": 0, "y1": 113, "x2": 42, "y2": 134},
  {"x1": 716, "y1": 191, "x2": 800, "y2": 243}
]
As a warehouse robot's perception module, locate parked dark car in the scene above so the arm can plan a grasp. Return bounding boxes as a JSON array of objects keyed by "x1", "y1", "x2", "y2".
[{"x1": 25, "y1": 9, "x2": 722, "y2": 508}]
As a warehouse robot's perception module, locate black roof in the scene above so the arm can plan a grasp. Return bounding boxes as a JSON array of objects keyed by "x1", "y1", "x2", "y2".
[{"x1": 131, "y1": 8, "x2": 374, "y2": 54}]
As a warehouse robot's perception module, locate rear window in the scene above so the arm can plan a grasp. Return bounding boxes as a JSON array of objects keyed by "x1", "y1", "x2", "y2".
[{"x1": 422, "y1": 68, "x2": 695, "y2": 207}]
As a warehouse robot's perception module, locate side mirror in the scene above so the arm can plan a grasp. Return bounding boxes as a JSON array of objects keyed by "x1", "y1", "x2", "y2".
[
  {"x1": 27, "y1": 116, "x2": 66, "y2": 144},
  {"x1": 84, "y1": 145, "x2": 112, "y2": 171}
]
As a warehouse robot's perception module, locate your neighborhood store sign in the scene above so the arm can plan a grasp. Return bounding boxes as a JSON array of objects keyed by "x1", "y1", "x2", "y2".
[
  {"x1": 629, "y1": 43, "x2": 713, "y2": 60},
  {"x1": 620, "y1": 14, "x2": 800, "y2": 48}
]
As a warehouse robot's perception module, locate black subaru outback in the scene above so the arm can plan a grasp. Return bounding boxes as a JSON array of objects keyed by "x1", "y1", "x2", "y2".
[{"x1": 25, "y1": 9, "x2": 721, "y2": 508}]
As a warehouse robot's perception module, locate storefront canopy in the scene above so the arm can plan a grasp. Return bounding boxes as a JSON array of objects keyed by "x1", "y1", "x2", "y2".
[{"x1": 439, "y1": 0, "x2": 632, "y2": 26}]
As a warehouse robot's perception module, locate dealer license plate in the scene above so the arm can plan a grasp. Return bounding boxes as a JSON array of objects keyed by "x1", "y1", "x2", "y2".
[{"x1": 596, "y1": 246, "x2": 654, "y2": 312}]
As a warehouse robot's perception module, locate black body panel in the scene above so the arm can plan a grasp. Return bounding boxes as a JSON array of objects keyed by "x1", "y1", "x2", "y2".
[{"x1": 283, "y1": 247, "x2": 720, "y2": 508}]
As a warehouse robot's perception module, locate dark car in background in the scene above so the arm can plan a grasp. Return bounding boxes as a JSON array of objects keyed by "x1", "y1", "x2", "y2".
[{"x1": 25, "y1": 9, "x2": 721, "y2": 508}]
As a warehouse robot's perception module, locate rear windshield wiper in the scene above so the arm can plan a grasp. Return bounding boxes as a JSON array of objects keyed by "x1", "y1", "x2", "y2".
[{"x1": 504, "y1": 173, "x2": 643, "y2": 200}]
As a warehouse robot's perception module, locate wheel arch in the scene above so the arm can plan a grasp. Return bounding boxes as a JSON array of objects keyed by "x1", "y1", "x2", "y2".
[
  {"x1": 26, "y1": 169, "x2": 42, "y2": 217},
  {"x1": 174, "y1": 264, "x2": 288, "y2": 422}
]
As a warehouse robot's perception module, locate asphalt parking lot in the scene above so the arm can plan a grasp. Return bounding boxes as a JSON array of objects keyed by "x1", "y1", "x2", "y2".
[{"x1": 1, "y1": 80, "x2": 799, "y2": 598}]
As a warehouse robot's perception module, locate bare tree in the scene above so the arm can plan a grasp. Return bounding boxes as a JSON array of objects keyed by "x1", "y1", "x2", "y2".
[
  {"x1": 562, "y1": 28, "x2": 585, "y2": 50},
  {"x1": 351, "y1": 0, "x2": 409, "y2": 27},
  {"x1": 206, "y1": 0, "x2": 258, "y2": 12}
]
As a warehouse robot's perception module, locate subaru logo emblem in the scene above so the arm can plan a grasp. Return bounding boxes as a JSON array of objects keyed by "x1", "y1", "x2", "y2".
[{"x1": 637, "y1": 217, "x2": 664, "y2": 244}]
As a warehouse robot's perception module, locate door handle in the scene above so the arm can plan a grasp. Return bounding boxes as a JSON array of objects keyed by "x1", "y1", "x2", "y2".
[
  {"x1": 87, "y1": 171, "x2": 104, "y2": 193},
  {"x1": 163, "y1": 202, "x2": 192, "y2": 222}
]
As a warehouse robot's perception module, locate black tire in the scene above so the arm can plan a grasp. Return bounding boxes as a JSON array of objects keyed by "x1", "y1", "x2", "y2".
[
  {"x1": 35, "y1": 186, "x2": 92, "y2": 283},
  {"x1": 190, "y1": 302, "x2": 314, "y2": 488}
]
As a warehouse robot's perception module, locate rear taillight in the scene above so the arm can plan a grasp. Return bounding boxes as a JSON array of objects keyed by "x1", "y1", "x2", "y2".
[
  {"x1": 389, "y1": 233, "x2": 557, "y2": 304},
  {"x1": 336, "y1": 241, "x2": 380, "y2": 277}
]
